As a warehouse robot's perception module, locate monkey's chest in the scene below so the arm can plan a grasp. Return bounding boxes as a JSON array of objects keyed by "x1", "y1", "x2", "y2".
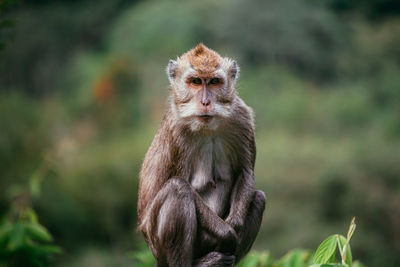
[{"x1": 189, "y1": 139, "x2": 233, "y2": 217}]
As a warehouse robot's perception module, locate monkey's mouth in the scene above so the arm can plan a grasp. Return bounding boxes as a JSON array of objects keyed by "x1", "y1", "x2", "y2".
[{"x1": 196, "y1": 115, "x2": 213, "y2": 123}]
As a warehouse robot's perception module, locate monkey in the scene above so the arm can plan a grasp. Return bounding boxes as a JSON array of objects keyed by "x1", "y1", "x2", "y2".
[{"x1": 137, "y1": 43, "x2": 266, "y2": 267}]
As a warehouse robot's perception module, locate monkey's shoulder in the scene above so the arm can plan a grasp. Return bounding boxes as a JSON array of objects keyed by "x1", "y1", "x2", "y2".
[{"x1": 231, "y1": 96, "x2": 255, "y2": 129}]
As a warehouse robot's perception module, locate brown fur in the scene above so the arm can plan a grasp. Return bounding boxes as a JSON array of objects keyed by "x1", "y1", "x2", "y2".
[
  {"x1": 137, "y1": 44, "x2": 266, "y2": 267},
  {"x1": 183, "y1": 43, "x2": 221, "y2": 75}
]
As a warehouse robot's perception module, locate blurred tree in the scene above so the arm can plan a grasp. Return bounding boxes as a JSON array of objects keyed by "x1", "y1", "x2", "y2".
[
  {"x1": 0, "y1": 0, "x2": 140, "y2": 97},
  {"x1": 0, "y1": 92, "x2": 50, "y2": 209},
  {"x1": 216, "y1": 0, "x2": 348, "y2": 80},
  {"x1": 0, "y1": 0, "x2": 18, "y2": 51},
  {"x1": 326, "y1": 0, "x2": 400, "y2": 19}
]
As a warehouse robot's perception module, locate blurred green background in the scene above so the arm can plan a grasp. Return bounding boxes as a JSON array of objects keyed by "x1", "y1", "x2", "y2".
[{"x1": 1, "y1": 0, "x2": 400, "y2": 266}]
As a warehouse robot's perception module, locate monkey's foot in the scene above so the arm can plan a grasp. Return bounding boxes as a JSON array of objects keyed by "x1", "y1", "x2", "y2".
[{"x1": 193, "y1": 251, "x2": 235, "y2": 267}]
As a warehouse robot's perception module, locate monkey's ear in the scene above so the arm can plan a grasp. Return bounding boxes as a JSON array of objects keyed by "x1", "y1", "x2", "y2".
[
  {"x1": 229, "y1": 60, "x2": 240, "y2": 82},
  {"x1": 166, "y1": 59, "x2": 178, "y2": 84}
]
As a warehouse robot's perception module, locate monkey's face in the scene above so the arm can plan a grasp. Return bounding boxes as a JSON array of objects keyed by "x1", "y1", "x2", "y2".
[{"x1": 167, "y1": 44, "x2": 239, "y2": 132}]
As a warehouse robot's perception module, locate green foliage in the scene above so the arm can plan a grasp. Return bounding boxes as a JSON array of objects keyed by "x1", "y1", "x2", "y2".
[
  {"x1": 129, "y1": 248, "x2": 155, "y2": 267},
  {"x1": 0, "y1": 190, "x2": 61, "y2": 267},
  {"x1": 130, "y1": 248, "x2": 311, "y2": 267},
  {"x1": 131, "y1": 219, "x2": 363, "y2": 267},
  {"x1": 0, "y1": 155, "x2": 61, "y2": 266},
  {"x1": 0, "y1": 92, "x2": 51, "y2": 207},
  {"x1": 312, "y1": 218, "x2": 358, "y2": 267},
  {"x1": 275, "y1": 249, "x2": 313, "y2": 267},
  {"x1": 109, "y1": 0, "x2": 209, "y2": 60},
  {"x1": 327, "y1": 0, "x2": 400, "y2": 19},
  {"x1": 0, "y1": 0, "x2": 18, "y2": 51},
  {"x1": 0, "y1": 208, "x2": 62, "y2": 267},
  {"x1": 0, "y1": 0, "x2": 135, "y2": 96},
  {"x1": 236, "y1": 251, "x2": 273, "y2": 267},
  {"x1": 216, "y1": 0, "x2": 347, "y2": 79}
]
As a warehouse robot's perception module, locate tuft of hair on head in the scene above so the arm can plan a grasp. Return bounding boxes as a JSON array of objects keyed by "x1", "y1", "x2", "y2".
[
  {"x1": 184, "y1": 43, "x2": 221, "y2": 75},
  {"x1": 193, "y1": 43, "x2": 205, "y2": 57}
]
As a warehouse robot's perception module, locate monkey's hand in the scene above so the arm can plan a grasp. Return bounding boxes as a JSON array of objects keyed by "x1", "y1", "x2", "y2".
[
  {"x1": 199, "y1": 217, "x2": 238, "y2": 255},
  {"x1": 191, "y1": 188, "x2": 238, "y2": 254},
  {"x1": 214, "y1": 223, "x2": 238, "y2": 254},
  {"x1": 225, "y1": 215, "x2": 244, "y2": 235}
]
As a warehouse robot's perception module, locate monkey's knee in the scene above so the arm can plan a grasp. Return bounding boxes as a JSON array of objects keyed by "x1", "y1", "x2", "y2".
[
  {"x1": 247, "y1": 190, "x2": 266, "y2": 231},
  {"x1": 254, "y1": 190, "x2": 266, "y2": 214},
  {"x1": 155, "y1": 178, "x2": 197, "y2": 251},
  {"x1": 145, "y1": 178, "x2": 197, "y2": 266},
  {"x1": 157, "y1": 179, "x2": 196, "y2": 235}
]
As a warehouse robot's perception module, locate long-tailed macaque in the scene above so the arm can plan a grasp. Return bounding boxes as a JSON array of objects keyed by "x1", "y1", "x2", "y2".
[{"x1": 137, "y1": 43, "x2": 266, "y2": 266}]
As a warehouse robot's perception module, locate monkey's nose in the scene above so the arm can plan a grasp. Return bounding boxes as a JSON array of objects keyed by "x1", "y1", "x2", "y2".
[{"x1": 201, "y1": 98, "x2": 211, "y2": 106}]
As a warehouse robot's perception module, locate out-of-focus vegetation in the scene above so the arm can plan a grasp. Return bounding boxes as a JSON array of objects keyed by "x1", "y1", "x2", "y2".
[
  {"x1": 1, "y1": 0, "x2": 400, "y2": 266},
  {"x1": 133, "y1": 218, "x2": 365, "y2": 267},
  {"x1": 0, "y1": 168, "x2": 62, "y2": 267}
]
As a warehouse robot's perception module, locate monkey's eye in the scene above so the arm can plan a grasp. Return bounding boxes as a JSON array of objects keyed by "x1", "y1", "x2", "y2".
[
  {"x1": 192, "y1": 78, "x2": 202, "y2": 85},
  {"x1": 209, "y1": 78, "x2": 220, "y2": 85}
]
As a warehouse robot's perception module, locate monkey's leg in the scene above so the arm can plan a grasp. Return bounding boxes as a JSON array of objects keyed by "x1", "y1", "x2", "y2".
[
  {"x1": 235, "y1": 190, "x2": 266, "y2": 262},
  {"x1": 142, "y1": 178, "x2": 197, "y2": 267}
]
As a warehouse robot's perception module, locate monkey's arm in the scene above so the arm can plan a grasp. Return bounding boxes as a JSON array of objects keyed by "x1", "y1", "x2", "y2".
[
  {"x1": 225, "y1": 169, "x2": 255, "y2": 233},
  {"x1": 225, "y1": 126, "x2": 257, "y2": 234}
]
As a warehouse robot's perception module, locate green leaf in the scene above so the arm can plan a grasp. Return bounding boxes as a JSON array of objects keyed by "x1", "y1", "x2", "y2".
[
  {"x1": 313, "y1": 235, "x2": 338, "y2": 264},
  {"x1": 258, "y1": 251, "x2": 273, "y2": 267},
  {"x1": 25, "y1": 207, "x2": 39, "y2": 223},
  {"x1": 337, "y1": 235, "x2": 352, "y2": 267},
  {"x1": 237, "y1": 253, "x2": 260, "y2": 267},
  {"x1": 7, "y1": 222, "x2": 25, "y2": 251},
  {"x1": 29, "y1": 173, "x2": 41, "y2": 198},
  {"x1": 352, "y1": 261, "x2": 365, "y2": 267},
  {"x1": 0, "y1": 221, "x2": 13, "y2": 245},
  {"x1": 24, "y1": 222, "x2": 53, "y2": 242},
  {"x1": 277, "y1": 249, "x2": 311, "y2": 267}
]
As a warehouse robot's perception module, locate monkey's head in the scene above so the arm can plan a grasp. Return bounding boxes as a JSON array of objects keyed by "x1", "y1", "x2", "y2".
[{"x1": 167, "y1": 43, "x2": 239, "y2": 132}]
